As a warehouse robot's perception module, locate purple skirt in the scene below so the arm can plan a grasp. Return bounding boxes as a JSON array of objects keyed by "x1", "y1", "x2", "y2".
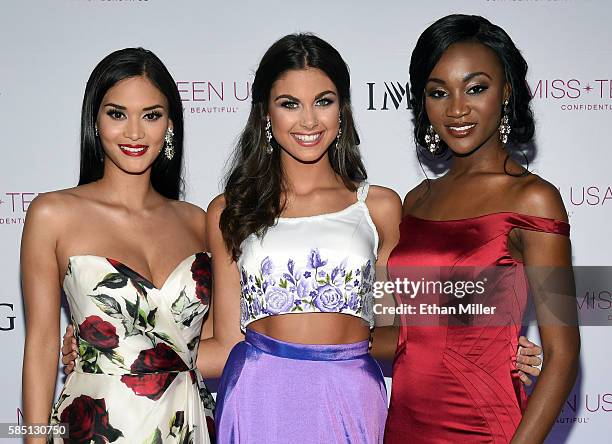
[{"x1": 215, "y1": 329, "x2": 387, "y2": 443}]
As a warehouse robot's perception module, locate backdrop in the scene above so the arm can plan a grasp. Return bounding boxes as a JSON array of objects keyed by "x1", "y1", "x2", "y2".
[{"x1": 1, "y1": 1, "x2": 611, "y2": 442}]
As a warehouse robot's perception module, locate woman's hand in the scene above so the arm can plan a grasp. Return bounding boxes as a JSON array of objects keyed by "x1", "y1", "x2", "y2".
[
  {"x1": 61, "y1": 324, "x2": 78, "y2": 375},
  {"x1": 517, "y1": 335, "x2": 543, "y2": 386}
]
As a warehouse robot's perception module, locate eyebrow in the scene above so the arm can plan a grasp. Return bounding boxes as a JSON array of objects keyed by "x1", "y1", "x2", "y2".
[
  {"x1": 103, "y1": 103, "x2": 165, "y2": 111},
  {"x1": 274, "y1": 90, "x2": 337, "y2": 102},
  {"x1": 427, "y1": 71, "x2": 492, "y2": 85}
]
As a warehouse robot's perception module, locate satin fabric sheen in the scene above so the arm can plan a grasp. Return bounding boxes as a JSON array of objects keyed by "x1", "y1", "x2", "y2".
[
  {"x1": 215, "y1": 329, "x2": 388, "y2": 443},
  {"x1": 384, "y1": 212, "x2": 570, "y2": 443}
]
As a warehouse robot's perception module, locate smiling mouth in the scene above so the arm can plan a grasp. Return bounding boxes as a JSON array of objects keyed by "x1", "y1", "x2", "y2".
[
  {"x1": 448, "y1": 124, "x2": 476, "y2": 131},
  {"x1": 292, "y1": 132, "x2": 324, "y2": 146},
  {"x1": 119, "y1": 144, "x2": 149, "y2": 156},
  {"x1": 445, "y1": 123, "x2": 477, "y2": 137}
]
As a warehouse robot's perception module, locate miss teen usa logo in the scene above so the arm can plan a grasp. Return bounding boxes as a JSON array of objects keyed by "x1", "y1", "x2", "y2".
[
  {"x1": 177, "y1": 80, "x2": 251, "y2": 116},
  {"x1": 0, "y1": 192, "x2": 36, "y2": 226},
  {"x1": 530, "y1": 78, "x2": 612, "y2": 111}
]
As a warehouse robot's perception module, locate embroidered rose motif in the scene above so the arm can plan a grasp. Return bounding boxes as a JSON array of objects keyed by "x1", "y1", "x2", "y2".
[
  {"x1": 264, "y1": 285, "x2": 294, "y2": 314},
  {"x1": 314, "y1": 284, "x2": 346, "y2": 312}
]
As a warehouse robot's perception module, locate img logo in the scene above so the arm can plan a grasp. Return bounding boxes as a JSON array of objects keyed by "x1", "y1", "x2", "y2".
[
  {"x1": 366, "y1": 82, "x2": 412, "y2": 111},
  {"x1": 0, "y1": 192, "x2": 36, "y2": 226},
  {"x1": 177, "y1": 80, "x2": 251, "y2": 116},
  {"x1": 0, "y1": 303, "x2": 16, "y2": 331}
]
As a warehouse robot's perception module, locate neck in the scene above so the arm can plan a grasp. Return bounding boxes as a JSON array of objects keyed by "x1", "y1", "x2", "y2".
[
  {"x1": 94, "y1": 159, "x2": 161, "y2": 210},
  {"x1": 448, "y1": 136, "x2": 507, "y2": 177},
  {"x1": 281, "y1": 151, "x2": 341, "y2": 196}
]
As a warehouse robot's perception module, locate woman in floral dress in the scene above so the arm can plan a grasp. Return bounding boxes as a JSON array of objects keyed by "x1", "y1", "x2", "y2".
[{"x1": 21, "y1": 48, "x2": 214, "y2": 443}]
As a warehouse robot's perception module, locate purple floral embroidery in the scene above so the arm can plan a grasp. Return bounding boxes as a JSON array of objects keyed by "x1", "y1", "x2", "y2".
[
  {"x1": 265, "y1": 285, "x2": 294, "y2": 314},
  {"x1": 307, "y1": 249, "x2": 328, "y2": 269},
  {"x1": 240, "y1": 298, "x2": 250, "y2": 326},
  {"x1": 363, "y1": 261, "x2": 372, "y2": 279},
  {"x1": 261, "y1": 257, "x2": 274, "y2": 276},
  {"x1": 239, "y1": 249, "x2": 374, "y2": 328},
  {"x1": 314, "y1": 284, "x2": 346, "y2": 312},
  {"x1": 348, "y1": 291, "x2": 361, "y2": 311},
  {"x1": 287, "y1": 259, "x2": 295, "y2": 275},
  {"x1": 251, "y1": 297, "x2": 263, "y2": 318},
  {"x1": 297, "y1": 278, "x2": 314, "y2": 298}
]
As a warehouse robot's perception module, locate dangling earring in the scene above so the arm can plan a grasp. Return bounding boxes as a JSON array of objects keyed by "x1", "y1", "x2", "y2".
[
  {"x1": 424, "y1": 124, "x2": 440, "y2": 154},
  {"x1": 335, "y1": 115, "x2": 342, "y2": 149},
  {"x1": 499, "y1": 99, "x2": 511, "y2": 145},
  {"x1": 164, "y1": 128, "x2": 175, "y2": 160},
  {"x1": 94, "y1": 125, "x2": 99, "y2": 137},
  {"x1": 265, "y1": 116, "x2": 273, "y2": 154}
]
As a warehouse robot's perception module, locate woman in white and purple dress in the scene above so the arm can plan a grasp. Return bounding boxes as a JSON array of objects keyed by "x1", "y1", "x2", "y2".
[{"x1": 199, "y1": 33, "x2": 402, "y2": 443}]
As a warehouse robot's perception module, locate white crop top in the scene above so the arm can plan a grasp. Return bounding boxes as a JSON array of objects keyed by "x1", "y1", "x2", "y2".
[{"x1": 238, "y1": 182, "x2": 378, "y2": 331}]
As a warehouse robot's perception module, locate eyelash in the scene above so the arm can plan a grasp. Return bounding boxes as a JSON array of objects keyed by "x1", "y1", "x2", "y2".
[
  {"x1": 467, "y1": 85, "x2": 489, "y2": 95},
  {"x1": 105, "y1": 109, "x2": 163, "y2": 120},
  {"x1": 279, "y1": 98, "x2": 335, "y2": 109},
  {"x1": 427, "y1": 85, "x2": 489, "y2": 99}
]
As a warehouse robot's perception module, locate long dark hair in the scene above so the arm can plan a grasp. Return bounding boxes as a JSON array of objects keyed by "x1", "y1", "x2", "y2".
[
  {"x1": 220, "y1": 33, "x2": 367, "y2": 260},
  {"x1": 79, "y1": 47, "x2": 184, "y2": 199},
  {"x1": 410, "y1": 14, "x2": 535, "y2": 155}
]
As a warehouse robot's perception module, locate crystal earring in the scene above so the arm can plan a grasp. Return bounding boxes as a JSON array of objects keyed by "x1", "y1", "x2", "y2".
[
  {"x1": 336, "y1": 115, "x2": 342, "y2": 149},
  {"x1": 499, "y1": 99, "x2": 511, "y2": 145},
  {"x1": 164, "y1": 128, "x2": 175, "y2": 160},
  {"x1": 424, "y1": 124, "x2": 440, "y2": 154},
  {"x1": 265, "y1": 116, "x2": 273, "y2": 154}
]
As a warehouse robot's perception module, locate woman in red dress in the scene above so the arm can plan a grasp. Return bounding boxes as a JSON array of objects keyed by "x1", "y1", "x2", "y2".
[{"x1": 384, "y1": 15, "x2": 580, "y2": 443}]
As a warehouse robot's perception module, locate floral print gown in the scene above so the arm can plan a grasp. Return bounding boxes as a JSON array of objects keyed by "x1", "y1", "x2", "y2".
[{"x1": 50, "y1": 253, "x2": 215, "y2": 444}]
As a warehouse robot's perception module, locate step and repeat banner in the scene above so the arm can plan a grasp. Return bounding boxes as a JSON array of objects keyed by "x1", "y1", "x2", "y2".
[{"x1": 1, "y1": 1, "x2": 611, "y2": 442}]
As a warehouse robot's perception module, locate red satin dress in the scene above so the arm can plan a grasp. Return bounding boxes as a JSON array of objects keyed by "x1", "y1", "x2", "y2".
[{"x1": 384, "y1": 212, "x2": 570, "y2": 443}]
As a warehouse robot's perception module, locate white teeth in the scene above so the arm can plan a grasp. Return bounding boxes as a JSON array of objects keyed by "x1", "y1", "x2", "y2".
[
  {"x1": 121, "y1": 146, "x2": 146, "y2": 153},
  {"x1": 449, "y1": 124, "x2": 476, "y2": 131},
  {"x1": 294, "y1": 133, "x2": 321, "y2": 142}
]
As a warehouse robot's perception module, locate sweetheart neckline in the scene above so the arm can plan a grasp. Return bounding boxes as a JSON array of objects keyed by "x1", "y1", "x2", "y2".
[{"x1": 63, "y1": 253, "x2": 208, "y2": 291}]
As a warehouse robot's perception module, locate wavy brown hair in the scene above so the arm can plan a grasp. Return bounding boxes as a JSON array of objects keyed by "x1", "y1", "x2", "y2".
[{"x1": 220, "y1": 33, "x2": 366, "y2": 260}]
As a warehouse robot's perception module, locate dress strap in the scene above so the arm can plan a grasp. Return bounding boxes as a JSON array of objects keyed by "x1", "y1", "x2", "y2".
[
  {"x1": 507, "y1": 213, "x2": 570, "y2": 236},
  {"x1": 356, "y1": 181, "x2": 370, "y2": 203}
]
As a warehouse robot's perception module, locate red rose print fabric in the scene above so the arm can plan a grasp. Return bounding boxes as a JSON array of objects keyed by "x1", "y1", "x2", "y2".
[{"x1": 49, "y1": 253, "x2": 215, "y2": 443}]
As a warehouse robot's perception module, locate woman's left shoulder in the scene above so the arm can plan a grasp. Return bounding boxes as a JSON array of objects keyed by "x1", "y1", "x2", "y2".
[
  {"x1": 169, "y1": 200, "x2": 207, "y2": 233},
  {"x1": 364, "y1": 184, "x2": 402, "y2": 229},
  {"x1": 365, "y1": 184, "x2": 402, "y2": 210},
  {"x1": 514, "y1": 174, "x2": 568, "y2": 222}
]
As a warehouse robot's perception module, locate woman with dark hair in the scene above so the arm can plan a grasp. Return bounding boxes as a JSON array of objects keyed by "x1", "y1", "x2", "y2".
[
  {"x1": 384, "y1": 14, "x2": 580, "y2": 443},
  {"x1": 21, "y1": 48, "x2": 214, "y2": 443},
  {"x1": 199, "y1": 33, "x2": 401, "y2": 442}
]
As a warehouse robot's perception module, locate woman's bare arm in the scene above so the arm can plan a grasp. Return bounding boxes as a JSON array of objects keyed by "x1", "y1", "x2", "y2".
[
  {"x1": 366, "y1": 186, "x2": 402, "y2": 361},
  {"x1": 196, "y1": 195, "x2": 245, "y2": 379},
  {"x1": 21, "y1": 194, "x2": 64, "y2": 443},
  {"x1": 510, "y1": 182, "x2": 580, "y2": 444}
]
